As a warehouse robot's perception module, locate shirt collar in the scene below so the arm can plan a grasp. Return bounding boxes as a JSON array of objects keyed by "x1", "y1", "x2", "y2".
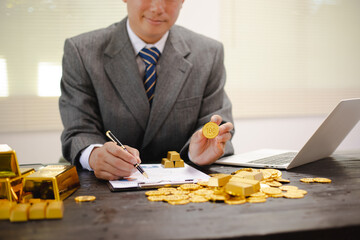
[{"x1": 126, "y1": 19, "x2": 168, "y2": 55}]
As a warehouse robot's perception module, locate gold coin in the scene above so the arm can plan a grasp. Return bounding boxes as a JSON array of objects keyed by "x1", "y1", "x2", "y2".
[
  {"x1": 259, "y1": 170, "x2": 272, "y2": 179},
  {"x1": 75, "y1": 196, "x2": 96, "y2": 202},
  {"x1": 300, "y1": 178, "x2": 314, "y2": 183},
  {"x1": 197, "y1": 181, "x2": 209, "y2": 187},
  {"x1": 262, "y1": 187, "x2": 282, "y2": 195},
  {"x1": 158, "y1": 187, "x2": 177, "y2": 192},
  {"x1": 267, "y1": 181, "x2": 283, "y2": 187},
  {"x1": 225, "y1": 198, "x2": 246, "y2": 205},
  {"x1": 164, "y1": 195, "x2": 189, "y2": 202},
  {"x1": 296, "y1": 189, "x2": 307, "y2": 195},
  {"x1": 193, "y1": 189, "x2": 214, "y2": 196},
  {"x1": 202, "y1": 122, "x2": 219, "y2": 139},
  {"x1": 269, "y1": 193, "x2": 284, "y2": 198},
  {"x1": 233, "y1": 168, "x2": 253, "y2": 174},
  {"x1": 180, "y1": 183, "x2": 201, "y2": 191},
  {"x1": 145, "y1": 190, "x2": 165, "y2": 196},
  {"x1": 279, "y1": 185, "x2": 298, "y2": 191},
  {"x1": 283, "y1": 192, "x2": 304, "y2": 199},
  {"x1": 147, "y1": 196, "x2": 165, "y2": 201},
  {"x1": 287, "y1": 189, "x2": 307, "y2": 195},
  {"x1": 207, "y1": 193, "x2": 230, "y2": 201},
  {"x1": 249, "y1": 192, "x2": 267, "y2": 198},
  {"x1": 247, "y1": 197, "x2": 267, "y2": 203},
  {"x1": 275, "y1": 178, "x2": 290, "y2": 183},
  {"x1": 190, "y1": 196, "x2": 208, "y2": 203},
  {"x1": 167, "y1": 199, "x2": 190, "y2": 205},
  {"x1": 313, "y1": 177, "x2": 332, "y2": 183}
]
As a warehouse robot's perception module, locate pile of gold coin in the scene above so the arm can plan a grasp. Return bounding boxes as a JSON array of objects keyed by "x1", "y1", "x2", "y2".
[{"x1": 145, "y1": 168, "x2": 332, "y2": 205}]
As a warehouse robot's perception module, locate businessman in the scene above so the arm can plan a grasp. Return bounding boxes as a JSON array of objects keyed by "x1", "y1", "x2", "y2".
[{"x1": 59, "y1": 0, "x2": 234, "y2": 180}]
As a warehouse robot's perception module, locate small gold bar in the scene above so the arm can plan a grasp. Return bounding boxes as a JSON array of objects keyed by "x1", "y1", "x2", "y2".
[
  {"x1": 230, "y1": 177, "x2": 260, "y2": 192},
  {"x1": 174, "y1": 160, "x2": 184, "y2": 168},
  {"x1": 161, "y1": 159, "x2": 174, "y2": 168},
  {"x1": 10, "y1": 203, "x2": 30, "y2": 222},
  {"x1": 29, "y1": 202, "x2": 48, "y2": 220},
  {"x1": 225, "y1": 182, "x2": 254, "y2": 197},
  {"x1": 208, "y1": 174, "x2": 232, "y2": 187},
  {"x1": 167, "y1": 151, "x2": 181, "y2": 161},
  {"x1": 234, "y1": 171, "x2": 263, "y2": 181},
  {"x1": 0, "y1": 199, "x2": 17, "y2": 220},
  {"x1": 46, "y1": 201, "x2": 64, "y2": 219},
  {"x1": 0, "y1": 144, "x2": 21, "y2": 178},
  {"x1": 23, "y1": 165, "x2": 80, "y2": 201}
]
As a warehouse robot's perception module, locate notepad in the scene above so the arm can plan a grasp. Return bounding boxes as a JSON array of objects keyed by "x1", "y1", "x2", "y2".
[{"x1": 108, "y1": 163, "x2": 210, "y2": 191}]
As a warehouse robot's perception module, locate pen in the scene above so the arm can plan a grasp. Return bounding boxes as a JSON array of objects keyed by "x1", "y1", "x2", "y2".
[{"x1": 106, "y1": 130, "x2": 149, "y2": 179}]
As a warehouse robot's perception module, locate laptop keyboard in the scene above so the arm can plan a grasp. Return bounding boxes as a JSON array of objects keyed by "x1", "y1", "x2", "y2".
[{"x1": 248, "y1": 152, "x2": 298, "y2": 165}]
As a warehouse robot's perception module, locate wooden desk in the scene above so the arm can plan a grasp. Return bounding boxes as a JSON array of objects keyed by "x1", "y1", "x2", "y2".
[{"x1": 1, "y1": 152, "x2": 360, "y2": 240}]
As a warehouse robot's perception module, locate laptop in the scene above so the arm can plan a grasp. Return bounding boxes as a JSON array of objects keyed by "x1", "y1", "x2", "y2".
[{"x1": 216, "y1": 98, "x2": 360, "y2": 170}]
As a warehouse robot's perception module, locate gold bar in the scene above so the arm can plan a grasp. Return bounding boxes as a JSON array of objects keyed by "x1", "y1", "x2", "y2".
[
  {"x1": 10, "y1": 203, "x2": 30, "y2": 222},
  {"x1": 208, "y1": 174, "x2": 232, "y2": 187},
  {"x1": 229, "y1": 177, "x2": 260, "y2": 192},
  {"x1": 0, "y1": 200, "x2": 17, "y2": 220},
  {"x1": 161, "y1": 159, "x2": 174, "y2": 168},
  {"x1": 234, "y1": 171, "x2": 263, "y2": 181},
  {"x1": 29, "y1": 202, "x2": 48, "y2": 220},
  {"x1": 174, "y1": 160, "x2": 184, "y2": 168},
  {"x1": 23, "y1": 165, "x2": 80, "y2": 201},
  {"x1": 46, "y1": 201, "x2": 64, "y2": 219},
  {"x1": 225, "y1": 182, "x2": 254, "y2": 197},
  {"x1": 0, "y1": 144, "x2": 20, "y2": 178},
  {"x1": 167, "y1": 151, "x2": 181, "y2": 161}
]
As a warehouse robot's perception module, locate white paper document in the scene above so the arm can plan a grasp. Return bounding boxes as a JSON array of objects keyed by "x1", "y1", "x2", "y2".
[{"x1": 108, "y1": 163, "x2": 210, "y2": 191}]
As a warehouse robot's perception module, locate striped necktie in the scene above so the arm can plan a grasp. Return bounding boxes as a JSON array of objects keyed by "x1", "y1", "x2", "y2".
[{"x1": 138, "y1": 47, "x2": 161, "y2": 106}]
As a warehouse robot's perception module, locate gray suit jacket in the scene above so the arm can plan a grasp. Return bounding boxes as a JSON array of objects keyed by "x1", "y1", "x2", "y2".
[{"x1": 59, "y1": 17, "x2": 234, "y2": 166}]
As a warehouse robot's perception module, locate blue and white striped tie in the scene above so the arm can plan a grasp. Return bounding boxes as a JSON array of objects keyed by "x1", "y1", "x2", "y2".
[{"x1": 138, "y1": 47, "x2": 161, "y2": 106}]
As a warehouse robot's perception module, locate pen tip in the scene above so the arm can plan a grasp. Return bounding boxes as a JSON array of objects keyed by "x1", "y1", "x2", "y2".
[{"x1": 143, "y1": 172, "x2": 149, "y2": 179}]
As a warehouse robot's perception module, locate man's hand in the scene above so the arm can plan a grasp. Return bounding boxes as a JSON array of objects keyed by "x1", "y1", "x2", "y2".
[
  {"x1": 89, "y1": 142, "x2": 141, "y2": 180},
  {"x1": 189, "y1": 115, "x2": 233, "y2": 165}
]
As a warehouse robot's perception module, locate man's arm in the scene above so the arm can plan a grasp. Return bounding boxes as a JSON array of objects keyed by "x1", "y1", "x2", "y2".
[
  {"x1": 179, "y1": 42, "x2": 235, "y2": 164},
  {"x1": 59, "y1": 38, "x2": 106, "y2": 166}
]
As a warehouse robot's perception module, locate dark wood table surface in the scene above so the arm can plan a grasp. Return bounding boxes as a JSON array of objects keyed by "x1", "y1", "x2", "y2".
[{"x1": 1, "y1": 151, "x2": 360, "y2": 240}]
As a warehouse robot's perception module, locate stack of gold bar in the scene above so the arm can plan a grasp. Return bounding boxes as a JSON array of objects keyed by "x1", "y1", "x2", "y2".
[
  {"x1": 0, "y1": 199, "x2": 64, "y2": 222},
  {"x1": 161, "y1": 151, "x2": 185, "y2": 168},
  {"x1": 145, "y1": 168, "x2": 332, "y2": 205},
  {"x1": 0, "y1": 144, "x2": 80, "y2": 222}
]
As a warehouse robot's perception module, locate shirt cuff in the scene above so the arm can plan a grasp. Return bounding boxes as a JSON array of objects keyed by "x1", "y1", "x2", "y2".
[
  {"x1": 188, "y1": 151, "x2": 192, "y2": 161},
  {"x1": 79, "y1": 144, "x2": 103, "y2": 171}
]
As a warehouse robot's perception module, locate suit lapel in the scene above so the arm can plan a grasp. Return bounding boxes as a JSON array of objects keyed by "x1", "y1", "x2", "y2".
[
  {"x1": 142, "y1": 28, "x2": 192, "y2": 149},
  {"x1": 104, "y1": 19, "x2": 150, "y2": 131}
]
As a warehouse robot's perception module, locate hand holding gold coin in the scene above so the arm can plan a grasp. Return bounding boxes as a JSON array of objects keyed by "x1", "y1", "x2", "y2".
[{"x1": 202, "y1": 122, "x2": 219, "y2": 139}]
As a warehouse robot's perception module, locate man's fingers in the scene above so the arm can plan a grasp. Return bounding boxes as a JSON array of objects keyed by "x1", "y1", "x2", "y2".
[
  {"x1": 218, "y1": 122, "x2": 234, "y2": 135},
  {"x1": 104, "y1": 142, "x2": 138, "y2": 165},
  {"x1": 210, "y1": 114, "x2": 222, "y2": 125},
  {"x1": 95, "y1": 170, "x2": 120, "y2": 181},
  {"x1": 217, "y1": 132, "x2": 232, "y2": 143},
  {"x1": 125, "y1": 145, "x2": 142, "y2": 164}
]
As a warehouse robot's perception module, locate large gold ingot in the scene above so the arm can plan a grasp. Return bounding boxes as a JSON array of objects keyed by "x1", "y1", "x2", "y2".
[
  {"x1": 23, "y1": 165, "x2": 80, "y2": 201},
  {"x1": 0, "y1": 144, "x2": 35, "y2": 202},
  {"x1": 0, "y1": 144, "x2": 20, "y2": 178}
]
